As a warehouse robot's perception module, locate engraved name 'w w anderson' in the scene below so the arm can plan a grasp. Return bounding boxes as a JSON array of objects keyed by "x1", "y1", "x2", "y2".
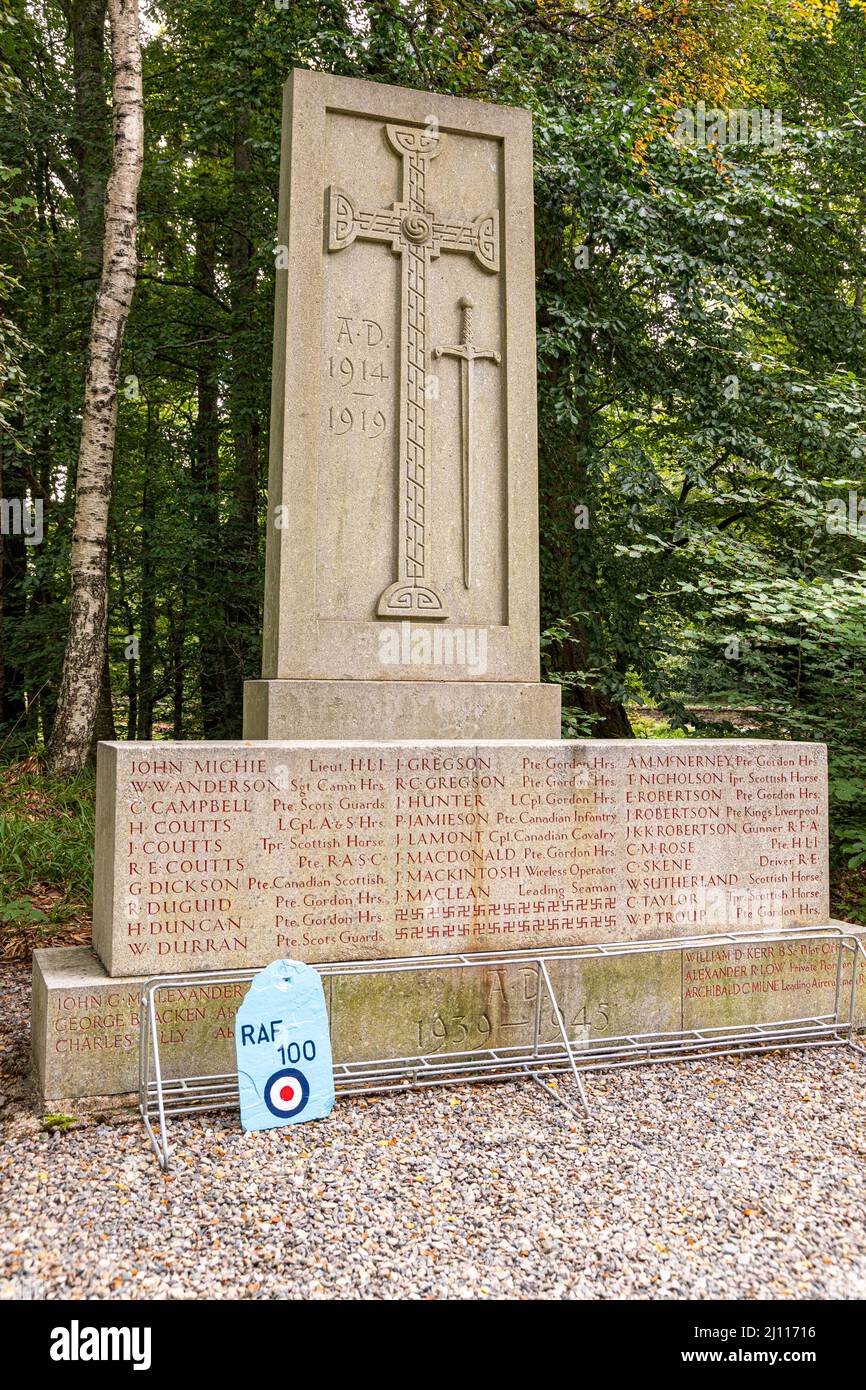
[{"x1": 327, "y1": 121, "x2": 500, "y2": 619}]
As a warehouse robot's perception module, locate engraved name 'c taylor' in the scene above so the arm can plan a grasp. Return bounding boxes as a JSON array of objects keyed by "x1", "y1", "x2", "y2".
[{"x1": 326, "y1": 121, "x2": 501, "y2": 621}]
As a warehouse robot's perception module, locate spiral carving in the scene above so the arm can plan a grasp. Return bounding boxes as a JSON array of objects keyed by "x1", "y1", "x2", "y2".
[{"x1": 401, "y1": 212, "x2": 431, "y2": 245}]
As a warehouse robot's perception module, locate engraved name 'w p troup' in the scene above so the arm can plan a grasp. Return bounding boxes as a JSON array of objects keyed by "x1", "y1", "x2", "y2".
[{"x1": 327, "y1": 121, "x2": 500, "y2": 619}]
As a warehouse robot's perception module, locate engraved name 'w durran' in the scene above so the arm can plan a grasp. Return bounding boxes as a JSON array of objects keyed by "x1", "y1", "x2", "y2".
[{"x1": 327, "y1": 123, "x2": 500, "y2": 619}]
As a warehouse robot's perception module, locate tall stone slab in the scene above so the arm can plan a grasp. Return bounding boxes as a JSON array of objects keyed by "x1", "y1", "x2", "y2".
[{"x1": 243, "y1": 69, "x2": 559, "y2": 740}]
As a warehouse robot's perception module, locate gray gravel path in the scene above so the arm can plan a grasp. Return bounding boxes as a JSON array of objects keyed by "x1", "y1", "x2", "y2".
[{"x1": 1, "y1": 963, "x2": 864, "y2": 1299}]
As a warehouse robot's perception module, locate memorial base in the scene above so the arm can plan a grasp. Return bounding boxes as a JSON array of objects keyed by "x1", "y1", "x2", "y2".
[
  {"x1": 32, "y1": 929, "x2": 866, "y2": 1102},
  {"x1": 242, "y1": 679, "x2": 561, "y2": 740},
  {"x1": 138, "y1": 928, "x2": 866, "y2": 1171}
]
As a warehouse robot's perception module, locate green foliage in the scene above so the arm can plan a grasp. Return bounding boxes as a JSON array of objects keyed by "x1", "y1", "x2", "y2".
[
  {"x1": 0, "y1": 768, "x2": 95, "y2": 907},
  {"x1": 0, "y1": 0, "x2": 864, "y2": 870},
  {"x1": 0, "y1": 897, "x2": 48, "y2": 924},
  {"x1": 522, "y1": 5, "x2": 866, "y2": 858},
  {"x1": 42, "y1": 1113, "x2": 77, "y2": 1132},
  {"x1": 671, "y1": 557, "x2": 866, "y2": 865}
]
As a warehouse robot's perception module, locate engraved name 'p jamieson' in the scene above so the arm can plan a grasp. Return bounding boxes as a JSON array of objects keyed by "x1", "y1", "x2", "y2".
[{"x1": 326, "y1": 122, "x2": 500, "y2": 620}]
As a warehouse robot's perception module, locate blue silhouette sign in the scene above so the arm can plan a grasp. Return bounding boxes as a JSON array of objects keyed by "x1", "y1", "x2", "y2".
[{"x1": 235, "y1": 960, "x2": 335, "y2": 1131}]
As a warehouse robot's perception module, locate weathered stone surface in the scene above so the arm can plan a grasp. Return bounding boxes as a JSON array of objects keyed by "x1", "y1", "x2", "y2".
[
  {"x1": 330, "y1": 950, "x2": 683, "y2": 1063},
  {"x1": 32, "y1": 947, "x2": 248, "y2": 1100},
  {"x1": 33, "y1": 933, "x2": 864, "y2": 1100},
  {"x1": 92, "y1": 737, "x2": 830, "y2": 978},
  {"x1": 243, "y1": 678, "x2": 561, "y2": 741},
  {"x1": 254, "y1": 69, "x2": 546, "y2": 710},
  {"x1": 682, "y1": 935, "x2": 866, "y2": 1031}
]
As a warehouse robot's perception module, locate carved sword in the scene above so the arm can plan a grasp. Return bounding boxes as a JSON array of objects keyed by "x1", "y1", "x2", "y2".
[{"x1": 434, "y1": 295, "x2": 501, "y2": 590}]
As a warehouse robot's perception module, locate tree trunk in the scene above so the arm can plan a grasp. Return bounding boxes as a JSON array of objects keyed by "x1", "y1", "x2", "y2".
[
  {"x1": 222, "y1": 107, "x2": 260, "y2": 734},
  {"x1": 89, "y1": 645, "x2": 117, "y2": 752},
  {"x1": 64, "y1": 0, "x2": 110, "y2": 276},
  {"x1": 171, "y1": 586, "x2": 186, "y2": 739},
  {"x1": 46, "y1": 0, "x2": 143, "y2": 777},
  {"x1": 191, "y1": 217, "x2": 227, "y2": 736},
  {"x1": 136, "y1": 406, "x2": 156, "y2": 738},
  {"x1": 535, "y1": 221, "x2": 633, "y2": 739},
  {"x1": 116, "y1": 549, "x2": 137, "y2": 738},
  {"x1": 0, "y1": 434, "x2": 29, "y2": 733}
]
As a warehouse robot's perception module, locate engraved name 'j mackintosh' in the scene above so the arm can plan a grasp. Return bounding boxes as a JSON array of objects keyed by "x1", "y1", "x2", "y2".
[{"x1": 326, "y1": 121, "x2": 500, "y2": 619}]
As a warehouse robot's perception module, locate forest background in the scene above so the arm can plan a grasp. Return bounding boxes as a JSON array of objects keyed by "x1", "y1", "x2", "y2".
[{"x1": 2, "y1": 0, "x2": 865, "y2": 946}]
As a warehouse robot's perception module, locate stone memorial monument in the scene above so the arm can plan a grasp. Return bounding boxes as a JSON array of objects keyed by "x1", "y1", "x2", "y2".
[
  {"x1": 242, "y1": 69, "x2": 559, "y2": 741},
  {"x1": 31, "y1": 70, "x2": 864, "y2": 1103}
]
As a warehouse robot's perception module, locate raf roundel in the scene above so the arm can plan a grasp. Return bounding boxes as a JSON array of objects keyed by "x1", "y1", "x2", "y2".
[{"x1": 264, "y1": 1067, "x2": 310, "y2": 1119}]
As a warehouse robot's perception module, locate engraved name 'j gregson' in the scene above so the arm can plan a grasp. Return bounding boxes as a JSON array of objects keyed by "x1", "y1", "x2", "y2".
[{"x1": 327, "y1": 122, "x2": 500, "y2": 620}]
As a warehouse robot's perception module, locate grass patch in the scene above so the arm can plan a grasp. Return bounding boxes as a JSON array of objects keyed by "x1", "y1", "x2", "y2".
[
  {"x1": 0, "y1": 759, "x2": 94, "y2": 956},
  {"x1": 42, "y1": 1113, "x2": 78, "y2": 1132}
]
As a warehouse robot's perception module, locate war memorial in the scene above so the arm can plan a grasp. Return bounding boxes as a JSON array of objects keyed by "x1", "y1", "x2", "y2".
[{"x1": 31, "y1": 71, "x2": 865, "y2": 1106}]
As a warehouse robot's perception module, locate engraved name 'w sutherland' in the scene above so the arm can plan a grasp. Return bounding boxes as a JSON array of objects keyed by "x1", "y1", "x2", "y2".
[{"x1": 326, "y1": 122, "x2": 500, "y2": 620}]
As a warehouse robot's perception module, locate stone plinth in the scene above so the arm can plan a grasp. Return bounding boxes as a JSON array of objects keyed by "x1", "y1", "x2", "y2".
[
  {"x1": 243, "y1": 679, "x2": 561, "y2": 741},
  {"x1": 92, "y1": 738, "x2": 830, "y2": 978},
  {"x1": 32, "y1": 933, "x2": 865, "y2": 1100}
]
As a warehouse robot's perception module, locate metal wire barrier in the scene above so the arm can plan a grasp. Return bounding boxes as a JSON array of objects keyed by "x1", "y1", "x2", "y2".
[{"x1": 139, "y1": 925, "x2": 866, "y2": 1170}]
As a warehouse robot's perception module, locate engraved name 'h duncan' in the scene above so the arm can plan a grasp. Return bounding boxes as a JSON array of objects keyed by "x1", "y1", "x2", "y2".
[{"x1": 327, "y1": 122, "x2": 500, "y2": 620}]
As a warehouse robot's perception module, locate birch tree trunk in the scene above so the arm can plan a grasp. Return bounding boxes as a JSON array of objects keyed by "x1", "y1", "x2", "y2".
[{"x1": 46, "y1": 0, "x2": 143, "y2": 776}]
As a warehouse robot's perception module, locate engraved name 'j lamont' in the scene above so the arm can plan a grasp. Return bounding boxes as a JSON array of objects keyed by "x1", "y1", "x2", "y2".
[{"x1": 379, "y1": 620, "x2": 488, "y2": 675}]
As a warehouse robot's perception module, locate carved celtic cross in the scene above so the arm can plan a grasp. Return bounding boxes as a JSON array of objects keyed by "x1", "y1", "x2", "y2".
[{"x1": 327, "y1": 122, "x2": 500, "y2": 619}]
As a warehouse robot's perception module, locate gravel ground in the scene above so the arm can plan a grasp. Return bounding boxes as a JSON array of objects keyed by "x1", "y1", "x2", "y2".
[{"x1": 1, "y1": 963, "x2": 865, "y2": 1300}]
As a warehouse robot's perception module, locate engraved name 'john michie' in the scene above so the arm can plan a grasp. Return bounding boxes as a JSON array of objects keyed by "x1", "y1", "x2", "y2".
[{"x1": 327, "y1": 122, "x2": 500, "y2": 619}]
